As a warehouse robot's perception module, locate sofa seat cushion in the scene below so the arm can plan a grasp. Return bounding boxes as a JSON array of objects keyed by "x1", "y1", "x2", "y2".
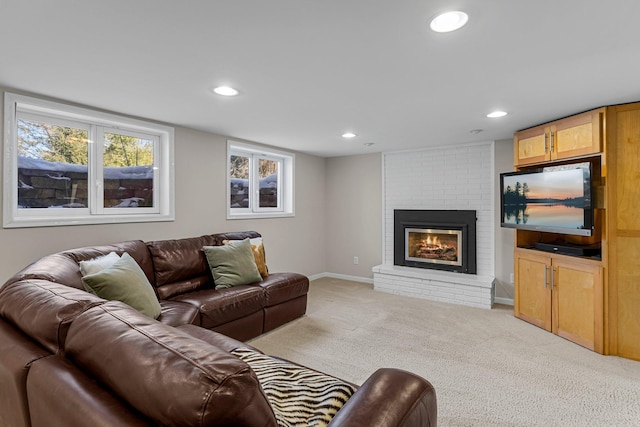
[
  {"x1": 231, "y1": 347, "x2": 357, "y2": 427},
  {"x1": 258, "y1": 273, "x2": 309, "y2": 307},
  {"x1": 170, "y1": 286, "x2": 266, "y2": 329},
  {"x1": 157, "y1": 300, "x2": 199, "y2": 326},
  {"x1": 65, "y1": 302, "x2": 278, "y2": 427}
]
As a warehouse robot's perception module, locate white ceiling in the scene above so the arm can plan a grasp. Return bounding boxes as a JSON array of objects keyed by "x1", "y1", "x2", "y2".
[{"x1": 2, "y1": 0, "x2": 639, "y2": 157}]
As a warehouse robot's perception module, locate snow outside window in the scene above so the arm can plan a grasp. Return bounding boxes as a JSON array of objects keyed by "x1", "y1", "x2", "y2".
[
  {"x1": 3, "y1": 92, "x2": 175, "y2": 228},
  {"x1": 227, "y1": 141, "x2": 294, "y2": 219}
]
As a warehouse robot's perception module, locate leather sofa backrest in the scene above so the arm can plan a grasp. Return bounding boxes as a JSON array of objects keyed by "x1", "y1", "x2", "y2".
[
  {"x1": 144, "y1": 231, "x2": 262, "y2": 300},
  {"x1": 0, "y1": 279, "x2": 104, "y2": 353},
  {"x1": 4, "y1": 240, "x2": 154, "y2": 291},
  {"x1": 211, "y1": 230, "x2": 262, "y2": 245},
  {"x1": 65, "y1": 302, "x2": 278, "y2": 427},
  {"x1": 63, "y1": 240, "x2": 155, "y2": 286},
  {"x1": 146, "y1": 235, "x2": 216, "y2": 299}
]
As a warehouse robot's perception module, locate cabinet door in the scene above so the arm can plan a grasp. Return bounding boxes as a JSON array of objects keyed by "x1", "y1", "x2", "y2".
[
  {"x1": 514, "y1": 251, "x2": 552, "y2": 331},
  {"x1": 551, "y1": 109, "x2": 603, "y2": 160},
  {"x1": 551, "y1": 258, "x2": 603, "y2": 352},
  {"x1": 609, "y1": 104, "x2": 640, "y2": 360},
  {"x1": 514, "y1": 125, "x2": 549, "y2": 166}
]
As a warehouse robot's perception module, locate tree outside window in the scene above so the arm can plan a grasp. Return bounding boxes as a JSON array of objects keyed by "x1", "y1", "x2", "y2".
[{"x1": 4, "y1": 92, "x2": 174, "y2": 228}]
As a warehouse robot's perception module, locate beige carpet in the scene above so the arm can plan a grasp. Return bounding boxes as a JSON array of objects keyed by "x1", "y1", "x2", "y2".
[{"x1": 249, "y1": 277, "x2": 640, "y2": 426}]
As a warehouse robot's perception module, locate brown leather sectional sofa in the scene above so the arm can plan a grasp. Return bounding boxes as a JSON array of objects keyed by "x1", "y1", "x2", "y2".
[{"x1": 0, "y1": 231, "x2": 437, "y2": 427}]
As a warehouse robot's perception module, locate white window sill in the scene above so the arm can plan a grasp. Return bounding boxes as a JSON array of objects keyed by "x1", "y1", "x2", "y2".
[
  {"x1": 4, "y1": 213, "x2": 175, "y2": 228},
  {"x1": 227, "y1": 212, "x2": 295, "y2": 220}
]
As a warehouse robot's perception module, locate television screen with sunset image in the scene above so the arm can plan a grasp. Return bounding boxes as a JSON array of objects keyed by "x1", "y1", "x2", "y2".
[{"x1": 500, "y1": 162, "x2": 593, "y2": 236}]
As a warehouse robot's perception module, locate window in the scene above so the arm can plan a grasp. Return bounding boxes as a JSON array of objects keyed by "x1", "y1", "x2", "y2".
[
  {"x1": 227, "y1": 140, "x2": 294, "y2": 219},
  {"x1": 3, "y1": 92, "x2": 175, "y2": 228}
]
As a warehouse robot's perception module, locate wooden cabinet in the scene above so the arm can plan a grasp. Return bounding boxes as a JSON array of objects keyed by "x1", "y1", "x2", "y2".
[
  {"x1": 551, "y1": 257, "x2": 603, "y2": 353},
  {"x1": 514, "y1": 250, "x2": 551, "y2": 331},
  {"x1": 512, "y1": 101, "x2": 640, "y2": 361},
  {"x1": 514, "y1": 249, "x2": 603, "y2": 352},
  {"x1": 514, "y1": 108, "x2": 604, "y2": 166},
  {"x1": 605, "y1": 103, "x2": 640, "y2": 360}
]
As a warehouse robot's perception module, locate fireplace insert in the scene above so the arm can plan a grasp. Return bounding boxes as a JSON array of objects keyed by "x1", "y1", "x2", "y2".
[{"x1": 394, "y1": 210, "x2": 477, "y2": 274}]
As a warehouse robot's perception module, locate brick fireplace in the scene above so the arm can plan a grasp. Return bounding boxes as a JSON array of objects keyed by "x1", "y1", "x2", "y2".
[{"x1": 373, "y1": 142, "x2": 495, "y2": 309}]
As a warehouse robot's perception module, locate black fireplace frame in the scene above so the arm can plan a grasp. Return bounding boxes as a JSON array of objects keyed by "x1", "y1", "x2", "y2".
[{"x1": 394, "y1": 209, "x2": 477, "y2": 274}]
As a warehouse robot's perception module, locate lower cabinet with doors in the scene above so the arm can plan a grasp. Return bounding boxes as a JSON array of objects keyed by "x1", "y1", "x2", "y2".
[{"x1": 514, "y1": 248, "x2": 603, "y2": 353}]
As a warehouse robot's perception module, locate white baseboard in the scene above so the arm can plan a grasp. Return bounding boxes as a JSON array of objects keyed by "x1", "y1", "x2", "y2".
[
  {"x1": 308, "y1": 272, "x2": 373, "y2": 284},
  {"x1": 494, "y1": 297, "x2": 514, "y2": 306}
]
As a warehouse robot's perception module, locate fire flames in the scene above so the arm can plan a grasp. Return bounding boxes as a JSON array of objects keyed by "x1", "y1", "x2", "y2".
[
  {"x1": 414, "y1": 234, "x2": 457, "y2": 260},
  {"x1": 422, "y1": 235, "x2": 441, "y2": 248}
]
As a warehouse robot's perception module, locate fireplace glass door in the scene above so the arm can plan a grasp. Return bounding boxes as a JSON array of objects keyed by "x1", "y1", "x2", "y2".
[{"x1": 405, "y1": 228, "x2": 462, "y2": 267}]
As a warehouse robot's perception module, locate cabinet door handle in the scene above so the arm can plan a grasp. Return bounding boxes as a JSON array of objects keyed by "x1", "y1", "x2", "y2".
[
  {"x1": 550, "y1": 131, "x2": 555, "y2": 153},
  {"x1": 544, "y1": 133, "x2": 548, "y2": 154},
  {"x1": 544, "y1": 265, "x2": 548, "y2": 288},
  {"x1": 550, "y1": 266, "x2": 555, "y2": 290}
]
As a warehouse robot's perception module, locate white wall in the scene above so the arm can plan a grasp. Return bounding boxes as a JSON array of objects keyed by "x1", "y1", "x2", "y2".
[
  {"x1": 325, "y1": 153, "x2": 382, "y2": 279},
  {"x1": 0, "y1": 88, "x2": 327, "y2": 282},
  {"x1": 0, "y1": 87, "x2": 517, "y2": 295},
  {"x1": 324, "y1": 143, "x2": 516, "y2": 301}
]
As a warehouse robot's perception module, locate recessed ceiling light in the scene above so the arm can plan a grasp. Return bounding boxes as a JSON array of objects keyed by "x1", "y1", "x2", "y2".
[
  {"x1": 487, "y1": 111, "x2": 508, "y2": 118},
  {"x1": 429, "y1": 11, "x2": 469, "y2": 33},
  {"x1": 213, "y1": 86, "x2": 239, "y2": 96},
  {"x1": 342, "y1": 132, "x2": 357, "y2": 139}
]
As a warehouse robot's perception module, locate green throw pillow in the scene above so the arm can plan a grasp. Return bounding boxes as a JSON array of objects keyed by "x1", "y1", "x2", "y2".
[
  {"x1": 82, "y1": 252, "x2": 161, "y2": 319},
  {"x1": 203, "y1": 239, "x2": 263, "y2": 289}
]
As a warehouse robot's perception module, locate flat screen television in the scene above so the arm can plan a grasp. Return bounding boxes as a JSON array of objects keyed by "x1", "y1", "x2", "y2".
[{"x1": 500, "y1": 162, "x2": 593, "y2": 236}]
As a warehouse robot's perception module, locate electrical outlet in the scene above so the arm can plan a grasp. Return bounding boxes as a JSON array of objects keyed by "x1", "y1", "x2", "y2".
[
  {"x1": 510, "y1": 273, "x2": 514, "y2": 283},
  {"x1": 353, "y1": 256, "x2": 359, "y2": 265}
]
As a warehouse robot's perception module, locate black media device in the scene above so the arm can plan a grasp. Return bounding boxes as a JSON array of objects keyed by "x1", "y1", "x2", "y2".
[{"x1": 533, "y1": 242, "x2": 601, "y2": 257}]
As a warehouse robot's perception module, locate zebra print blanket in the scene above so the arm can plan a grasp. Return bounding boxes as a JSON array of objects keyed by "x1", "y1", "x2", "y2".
[{"x1": 231, "y1": 347, "x2": 357, "y2": 427}]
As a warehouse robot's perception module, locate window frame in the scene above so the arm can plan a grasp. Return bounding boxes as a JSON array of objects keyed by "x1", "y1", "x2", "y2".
[
  {"x1": 98, "y1": 127, "x2": 160, "y2": 214},
  {"x1": 227, "y1": 140, "x2": 294, "y2": 219},
  {"x1": 3, "y1": 92, "x2": 175, "y2": 228}
]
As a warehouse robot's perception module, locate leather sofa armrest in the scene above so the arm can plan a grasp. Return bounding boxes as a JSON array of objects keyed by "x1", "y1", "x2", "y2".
[{"x1": 328, "y1": 368, "x2": 437, "y2": 427}]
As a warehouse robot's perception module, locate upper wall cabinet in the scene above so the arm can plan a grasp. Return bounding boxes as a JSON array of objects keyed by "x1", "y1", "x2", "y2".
[{"x1": 514, "y1": 108, "x2": 605, "y2": 166}]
